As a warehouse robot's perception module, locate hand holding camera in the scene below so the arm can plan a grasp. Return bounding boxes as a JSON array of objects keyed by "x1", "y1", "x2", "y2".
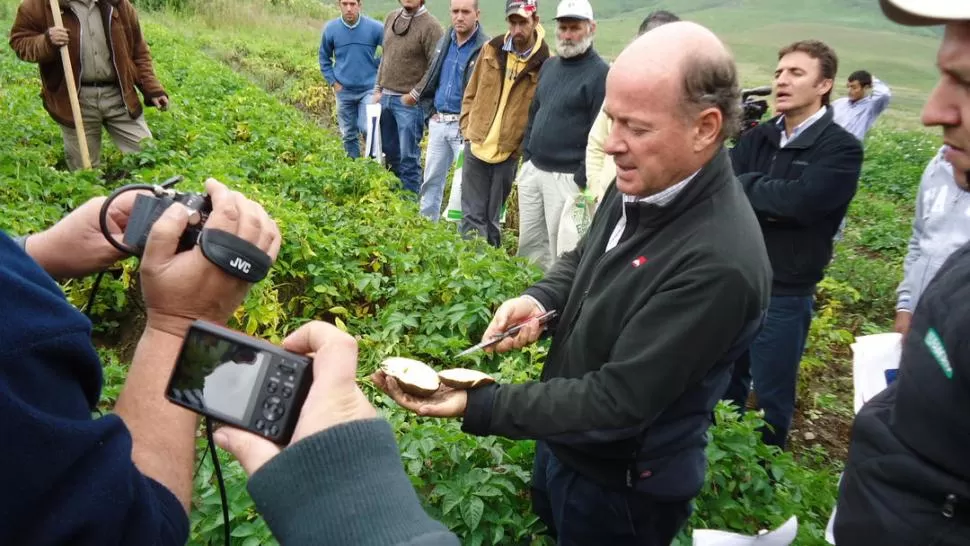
[
  {"x1": 22, "y1": 190, "x2": 142, "y2": 279},
  {"x1": 140, "y1": 178, "x2": 281, "y2": 337},
  {"x1": 205, "y1": 321, "x2": 378, "y2": 475}
]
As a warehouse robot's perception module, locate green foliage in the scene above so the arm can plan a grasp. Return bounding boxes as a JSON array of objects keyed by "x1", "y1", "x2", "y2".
[{"x1": 675, "y1": 404, "x2": 839, "y2": 546}]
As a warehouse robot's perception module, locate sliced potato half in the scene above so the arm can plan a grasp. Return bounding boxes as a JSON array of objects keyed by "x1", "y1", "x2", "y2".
[
  {"x1": 438, "y1": 368, "x2": 495, "y2": 389},
  {"x1": 381, "y1": 357, "x2": 440, "y2": 397}
]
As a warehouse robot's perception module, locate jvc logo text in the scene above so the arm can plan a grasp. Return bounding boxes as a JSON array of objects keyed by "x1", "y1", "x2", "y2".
[{"x1": 229, "y1": 257, "x2": 251, "y2": 273}]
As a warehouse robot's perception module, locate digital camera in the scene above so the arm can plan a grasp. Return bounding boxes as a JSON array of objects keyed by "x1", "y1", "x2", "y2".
[{"x1": 165, "y1": 321, "x2": 313, "y2": 445}]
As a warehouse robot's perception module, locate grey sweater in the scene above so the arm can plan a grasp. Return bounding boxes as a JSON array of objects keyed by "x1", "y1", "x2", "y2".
[
  {"x1": 896, "y1": 146, "x2": 970, "y2": 313},
  {"x1": 248, "y1": 419, "x2": 459, "y2": 546}
]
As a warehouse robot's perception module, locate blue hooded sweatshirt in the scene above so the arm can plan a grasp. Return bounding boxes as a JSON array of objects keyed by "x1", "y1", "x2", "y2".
[{"x1": 0, "y1": 232, "x2": 188, "y2": 545}]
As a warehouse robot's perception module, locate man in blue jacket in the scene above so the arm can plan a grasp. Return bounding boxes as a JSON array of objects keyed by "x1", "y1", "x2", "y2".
[
  {"x1": 0, "y1": 180, "x2": 280, "y2": 545},
  {"x1": 319, "y1": 0, "x2": 384, "y2": 158},
  {"x1": 412, "y1": 0, "x2": 488, "y2": 221},
  {"x1": 725, "y1": 39, "x2": 864, "y2": 449}
]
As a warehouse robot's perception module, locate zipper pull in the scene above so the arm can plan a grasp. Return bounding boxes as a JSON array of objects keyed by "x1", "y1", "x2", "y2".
[{"x1": 943, "y1": 493, "x2": 957, "y2": 519}]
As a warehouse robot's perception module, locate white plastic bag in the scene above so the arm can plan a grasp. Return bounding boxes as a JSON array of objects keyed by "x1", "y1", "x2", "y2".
[
  {"x1": 364, "y1": 103, "x2": 383, "y2": 165},
  {"x1": 443, "y1": 149, "x2": 507, "y2": 225},
  {"x1": 692, "y1": 516, "x2": 798, "y2": 546},
  {"x1": 556, "y1": 188, "x2": 597, "y2": 256},
  {"x1": 444, "y1": 147, "x2": 464, "y2": 222}
]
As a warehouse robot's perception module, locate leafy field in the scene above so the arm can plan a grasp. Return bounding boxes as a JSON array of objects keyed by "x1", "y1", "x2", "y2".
[{"x1": 0, "y1": 0, "x2": 944, "y2": 544}]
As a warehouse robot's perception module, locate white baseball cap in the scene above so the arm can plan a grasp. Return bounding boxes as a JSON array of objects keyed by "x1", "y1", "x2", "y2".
[
  {"x1": 879, "y1": 0, "x2": 970, "y2": 26},
  {"x1": 555, "y1": 0, "x2": 593, "y2": 21}
]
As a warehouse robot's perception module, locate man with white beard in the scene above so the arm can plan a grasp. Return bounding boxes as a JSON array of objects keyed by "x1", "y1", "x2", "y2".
[{"x1": 516, "y1": 0, "x2": 608, "y2": 271}]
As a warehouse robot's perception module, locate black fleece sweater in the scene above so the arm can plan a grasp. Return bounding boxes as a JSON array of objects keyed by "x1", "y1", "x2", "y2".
[
  {"x1": 520, "y1": 47, "x2": 608, "y2": 188},
  {"x1": 730, "y1": 109, "x2": 864, "y2": 295},
  {"x1": 462, "y1": 148, "x2": 772, "y2": 496}
]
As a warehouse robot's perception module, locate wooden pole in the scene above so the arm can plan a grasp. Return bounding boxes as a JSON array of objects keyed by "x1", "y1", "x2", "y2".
[{"x1": 48, "y1": 0, "x2": 91, "y2": 169}]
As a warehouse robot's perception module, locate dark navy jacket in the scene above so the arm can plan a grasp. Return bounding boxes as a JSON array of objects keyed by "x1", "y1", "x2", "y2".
[
  {"x1": 0, "y1": 233, "x2": 188, "y2": 545},
  {"x1": 731, "y1": 108, "x2": 864, "y2": 296},
  {"x1": 835, "y1": 242, "x2": 970, "y2": 545}
]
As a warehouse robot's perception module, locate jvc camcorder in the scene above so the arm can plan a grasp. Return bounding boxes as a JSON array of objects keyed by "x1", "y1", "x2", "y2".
[{"x1": 739, "y1": 86, "x2": 772, "y2": 137}]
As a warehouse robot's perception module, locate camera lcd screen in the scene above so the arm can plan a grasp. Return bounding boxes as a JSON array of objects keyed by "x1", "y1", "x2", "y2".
[{"x1": 168, "y1": 327, "x2": 271, "y2": 423}]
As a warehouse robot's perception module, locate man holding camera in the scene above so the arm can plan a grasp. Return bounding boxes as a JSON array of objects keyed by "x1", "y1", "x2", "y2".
[
  {"x1": 724, "y1": 40, "x2": 864, "y2": 449},
  {"x1": 834, "y1": 4, "x2": 970, "y2": 544},
  {"x1": 9, "y1": 0, "x2": 169, "y2": 171},
  {"x1": 0, "y1": 180, "x2": 280, "y2": 544},
  {"x1": 377, "y1": 21, "x2": 771, "y2": 544}
]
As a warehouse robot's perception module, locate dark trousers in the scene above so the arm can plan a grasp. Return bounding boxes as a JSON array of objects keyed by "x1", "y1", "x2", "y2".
[
  {"x1": 458, "y1": 143, "x2": 517, "y2": 247},
  {"x1": 531, "y1": 442, "x2": 691, "y2": 546},
  {"x1": 378, "y1": 94, "x2": 424, "y2": 194},
  {"x1": 724, "y1": 294, "x2": 814, "y2": 449}
]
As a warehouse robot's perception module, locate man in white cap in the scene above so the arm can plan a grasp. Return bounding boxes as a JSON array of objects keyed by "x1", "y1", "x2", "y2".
[
  {"x1": 834, "y1": 2, "x2": 970, "y2": 544},
  {"x1": 515, "y1": 0, "x2": 609, "y2": 271}
]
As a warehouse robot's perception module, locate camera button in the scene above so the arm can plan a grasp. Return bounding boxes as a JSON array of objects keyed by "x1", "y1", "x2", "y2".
[
  {"x1": 281, "y1": 386, "x2": 293, "y2": 398},
  {"x1": 267, "y1": 381, "x2": 279, "y2": 394},
  {"x1": 255, "y1": 419, "x2": 265, "y2": 430},
  {"x1": 262, "y1": 396, "x2": 285, "y2": 421},
  {"x1": 278, "y1": 363, "x2": 295, "y2": 375},
  {"x1": 269, "y1": 425, "x2": 279, "y2": 436}
]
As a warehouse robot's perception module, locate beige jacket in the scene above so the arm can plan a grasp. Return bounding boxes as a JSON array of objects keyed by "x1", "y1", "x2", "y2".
[{"x1": 585, "y1": 105, "x2": 615, "y2": 201}]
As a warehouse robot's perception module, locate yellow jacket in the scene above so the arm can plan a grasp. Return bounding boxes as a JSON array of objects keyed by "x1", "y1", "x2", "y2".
[{"x1": 585, "y1": 104, "x2": 615, "y2": 201}]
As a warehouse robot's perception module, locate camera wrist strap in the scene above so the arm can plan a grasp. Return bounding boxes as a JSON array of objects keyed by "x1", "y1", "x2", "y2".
[{"x1": 199, "y1": 228, "x2": 271, "y2": 283}]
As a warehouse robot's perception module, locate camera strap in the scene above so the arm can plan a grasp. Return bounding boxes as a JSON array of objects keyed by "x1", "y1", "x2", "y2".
[{"x1": 199, "y1": 228, "x2": 271, "y2": 283}]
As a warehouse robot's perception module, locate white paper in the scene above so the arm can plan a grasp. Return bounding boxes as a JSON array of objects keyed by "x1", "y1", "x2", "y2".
[
  {"x1": 850, "y1": 332, "x2": 902, "y2": 414},
  {"x1": 692, "y1": 516, "x2": 798, "y2": 546}
]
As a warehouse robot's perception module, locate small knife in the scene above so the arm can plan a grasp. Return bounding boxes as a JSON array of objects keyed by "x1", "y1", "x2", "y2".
[{"x1": 456, "y1": 310, "x2": 558, "y2": 357}]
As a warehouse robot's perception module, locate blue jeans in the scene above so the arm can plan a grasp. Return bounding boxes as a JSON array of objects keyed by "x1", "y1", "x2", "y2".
[
  {"x1": 335, "y1": 88, "x2": 372, "y2": 159},
  {"x1": 379, "y1": 94, "x2": 424, "y2": 194},
  {"x1": 724, "y1": 294, "x2": 814, "y2": 449},
  {"x1": 531, "y1": 442, "x2": 691, "y2": 546},
  {"x1": 419, "y1": 117, "x2": 463, "y2": 220}
]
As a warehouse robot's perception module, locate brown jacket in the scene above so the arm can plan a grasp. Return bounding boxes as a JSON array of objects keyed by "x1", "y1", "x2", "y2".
[
  {"x1": 460, "y1": 33, "x2": 549, "y2": 156},
  {"x1": 9, "y1": 0, "x2": 167, "y2": 128}
]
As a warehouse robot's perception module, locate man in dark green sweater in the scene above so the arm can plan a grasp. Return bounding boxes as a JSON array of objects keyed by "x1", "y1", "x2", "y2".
[
  {"x1": 376, "y1": 21, "x2": 772, "y2": 545},
  {"x1": 516, "y1": 0, "x2": 609, "y2": 272}
]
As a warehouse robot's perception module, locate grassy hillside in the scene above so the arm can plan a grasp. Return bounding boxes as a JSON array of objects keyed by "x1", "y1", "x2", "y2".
[{"x1": 362, "y1": 0, "x2": 940, "y2": 128}]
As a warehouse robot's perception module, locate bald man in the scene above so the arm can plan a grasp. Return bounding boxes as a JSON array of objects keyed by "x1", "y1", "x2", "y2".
[{"x1": 376, "y1": 21, "x2": 771, "y2": 544}]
